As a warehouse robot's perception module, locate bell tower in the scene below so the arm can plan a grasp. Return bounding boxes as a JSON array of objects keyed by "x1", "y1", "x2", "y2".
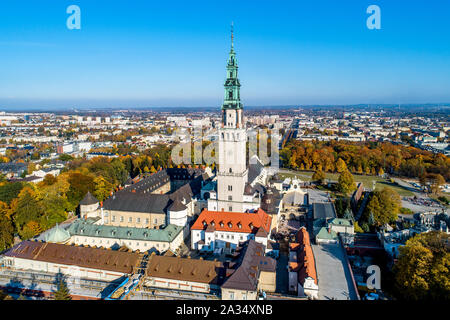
[{"x1": 211, "y1": 23, "x2": 248, "y2": 212}]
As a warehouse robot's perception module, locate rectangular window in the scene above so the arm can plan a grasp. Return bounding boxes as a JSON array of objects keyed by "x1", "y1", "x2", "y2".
[
  {"x1": 228, "y1": 195, "x2": 232, "y2": 201},
  {"x1": 137, "y1": 218, "x2": 141, "y2": 223},
  {"x1": 146, "y1": 218, "x2": 149, "y2": 224},
  {"x1": 154, "y1": 218, "x2": 158, "y2": 224},
  {"x1": 128, "y1": 217, "x2": 132, "y2": 223},
  {"x1": 120, "y1": 216, "x2": 124, "y2": 222},
  {"x1": 228, "y1": 185, "x2": 232, "y2": 191},
  {"x1": 229, "y1": 206, "x2": 233, "y2": 211},
  {"x1": 112, "y1": 216, "x2": 116, "y2": 222}
]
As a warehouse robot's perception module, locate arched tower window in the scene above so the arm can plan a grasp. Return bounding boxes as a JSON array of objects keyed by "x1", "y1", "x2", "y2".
[{"x1": 229, "y1": 91, "x2": 233, "y2": 99}]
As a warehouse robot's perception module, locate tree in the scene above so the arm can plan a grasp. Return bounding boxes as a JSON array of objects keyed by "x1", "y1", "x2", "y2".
[
  {"x1": 11, "y1": 187, "x2": 43, "y2": 238},
  {"x1": 394, "y1": 231, "x2": 450, "y2": 300},
  {"x1": 337, "y1": 170, "x2": 356, "y2": 194},
  {"x1": 53, "y1": 280, "x2": 72, "y2": 300},
  {"x1": 336, "y1": 158, "x2": 347, "y2": 173},
  {"x1": 58, "y1": 154, "x2": 74, "y2": 162},
  {"x1": 20, "y1": 220, "x2": 42, "y2": 240},
  {"x1": 365, "y1": 187, "x2": 401, "y2": 227},
  {"x1": 354, "y1": 221, "x2": 364, "y2": 233},
  {"x1": 42, "y1": 174, "x2": 57, "y2": 186},
  {"x1": 93, "y1": 176, "x2": 113, "y2": 202},
  {"x1": 429, "y1": 173, "x2": 445, "y2": 194},
  {"x1": 378, "y1": 167, "x2": 385, "y2": 176},
  {"x1": 312, "y1": 169, "x2": 325, "y2": 185},
  {"x1": 67, "y1": 172, "x2": 95, "y2": 209},
  {"x1": 343, "y1": 207, "x2": 354, "y2": 221},
  {"x1": 0, "y1": 201, "x2": 14, "y2": 251},
  {"x1": 0, "y1": 182, "x2": 24, "y2": 205}
]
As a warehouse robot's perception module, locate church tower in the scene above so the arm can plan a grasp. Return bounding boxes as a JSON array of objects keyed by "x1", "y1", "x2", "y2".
[{"x1": 210, "y1": 23, "x2": 248, "y2": 212}]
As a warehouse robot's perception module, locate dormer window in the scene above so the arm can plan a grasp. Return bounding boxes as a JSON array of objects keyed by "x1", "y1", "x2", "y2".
[
  {"x1": 228, "y1": 222, "x2": 233, "y2": 228},
  {"x1": 220, "y1": 221, "x2": 224, "y2": 227},
  {"x1": 203, "y1": 220, "x2": 207, "y2": 226},
  {"x1": 237, "y1": 222, "x2": 242, "y2": 229},
  {"x1": 211, "y1": 221, "x2": 215, "y2": 227}
]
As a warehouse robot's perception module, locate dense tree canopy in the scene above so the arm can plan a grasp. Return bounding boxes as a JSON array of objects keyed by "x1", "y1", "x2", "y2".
[
  {"x1": 364, "y1": 187, "x2": 401, "y2": 227},
  {"x1": 394, "y1": 231, "x2": 450, "y2": 300},
  {"x1": 280, "y1": 140, "x2": 450, "y2": 181}
]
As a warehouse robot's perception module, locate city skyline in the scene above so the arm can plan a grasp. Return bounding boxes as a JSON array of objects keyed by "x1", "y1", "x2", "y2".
[{"x1": 1, "y1": 0, "x2": 450, "y2": 109}]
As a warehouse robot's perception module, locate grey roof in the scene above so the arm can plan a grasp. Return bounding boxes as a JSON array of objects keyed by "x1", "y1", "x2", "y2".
[
  {"x1": 103, "y1": 191, "x2": 170, "y2": 214},
  {"x1": 247, "y1": 160, "x2": 264, "y2": 184},
  {"x1": 168, "y1": 198, "x2": 187, "y2": 211},
  {"x1": 221, "y1": 240, "x2": 276, "y2": 291},
  {"x1": 102, "y1": 168, "x2": 209, "y2": 214},
  {"x1": 313, "y1": 202, "x2": 337, "y2": 220},
  {"x1": 67, "y1": 219, "x2": 183, "y2": 242},
  {"x1": 80, "y1": 191, "x2": 99, "y2": 206},
  {"x1": 244, "y1": 183, "x2": 254, "y2": 195},
  {"x1": 283, "y1": 190, "x2": 306, "y2": 206},
  {"x1": 261, "y1": 188, "x2": 282, "y2": 215}
]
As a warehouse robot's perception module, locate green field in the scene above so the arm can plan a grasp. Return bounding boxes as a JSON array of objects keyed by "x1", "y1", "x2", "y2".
[{"x1": 278, "y1": 170, "x2": 414, "y2": 196}]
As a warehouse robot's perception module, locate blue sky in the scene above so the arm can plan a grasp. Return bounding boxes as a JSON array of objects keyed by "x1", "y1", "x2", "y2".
[{"x1": 0, "y1": 0, "x2": 449, "y2": 109}]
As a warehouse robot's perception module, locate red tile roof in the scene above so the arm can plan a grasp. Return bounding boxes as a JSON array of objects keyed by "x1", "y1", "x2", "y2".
[
  {"x1": 191, "y1": 208, "x2": 271, "y2": 235},
  {"x1": 291, "y1": 227, "x2": 317, "y2": 285}
]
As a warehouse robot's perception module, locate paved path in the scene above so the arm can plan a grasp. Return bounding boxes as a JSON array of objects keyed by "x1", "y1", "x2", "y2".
[{"x1": 311, "y1": 243, "x2": 358, "y2": 300}]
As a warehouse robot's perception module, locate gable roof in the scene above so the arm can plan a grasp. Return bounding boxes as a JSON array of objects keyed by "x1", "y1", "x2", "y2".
[
  {"x1": 67, "y1": 219, "x2": 183, "y2": 242},
  {"x1": 103, "y1": 191, "x2": 170, "y2": 214},
  {"x1": 191, "y1": 208, "x2": 272, "y2": 235},
  {"x1": 289, "y1": 227, "x2": 317, "y2": 285},
  {"x1": 146, "y1": 255, "x2": 226, "y2": 285},
  {"x1": 221, "y1": 240, "x2": 276, "y2": 291},
  {"x1": 313, "y1": 202, "x2": 336, "y2": 220},
  {"x1": 247, "y1": 157, "x2": 264, "y2": 184},
  {"x1": 4, "y1": 241, "x2": 139, "y2": 274}
]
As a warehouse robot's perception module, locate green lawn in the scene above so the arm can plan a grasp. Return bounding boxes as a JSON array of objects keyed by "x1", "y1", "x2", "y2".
[{"x1": 278, "y1": 170, "x2": 414, "y2": 197}]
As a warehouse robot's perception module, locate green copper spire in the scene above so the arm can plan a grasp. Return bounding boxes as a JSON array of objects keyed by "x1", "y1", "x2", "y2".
[{"x1": 222, "y1": 22, "x2": 242, "y2": 110}]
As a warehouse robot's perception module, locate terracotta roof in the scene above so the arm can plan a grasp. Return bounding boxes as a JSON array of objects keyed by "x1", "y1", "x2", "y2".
[
  {"x1": 4, "y1": 241, "x2": 139, "y2": 274},
  {"x1": 290, "y1": 227, "x2": 317, "y2": 285},
  {"x1": 146, "y1": 255, "x2": 226, "y2": 285},
  {"x1": 191, "y1": 208, "x2": 271, "y2": 235}
]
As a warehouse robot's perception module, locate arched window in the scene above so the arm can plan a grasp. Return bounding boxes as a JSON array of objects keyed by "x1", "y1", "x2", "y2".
[{"x1": 229, "y1": 168, "x2": 232, "y2": 173}]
